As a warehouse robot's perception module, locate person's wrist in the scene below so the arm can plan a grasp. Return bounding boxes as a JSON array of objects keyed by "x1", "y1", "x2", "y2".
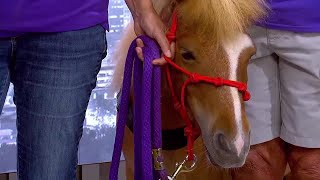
[{"x1": 135, "y1": 5, "x2": 156, "y2": 19}]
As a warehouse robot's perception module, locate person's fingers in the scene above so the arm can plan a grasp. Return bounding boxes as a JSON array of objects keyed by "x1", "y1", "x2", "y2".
[
  {"x1": 133, "y1": 8, "x2": 172, "y2": 58},
  {"x1": 136, "y1": 38, "x2": 144, "y2": 48},
  {"x1": 153, "y1": 29, "x2": 172, "y2": 58},
  {"x1": 152, "y1": 57, "x2": 166, "y2": 65},
  {"x1": 135, "y1": 47, "x2": 144, "y2": 61},
  {"x1": 135, "y1": 38, "x2": 145, "y2": 61},
  {"x1": 152, "y1": 42, "x2": 175, "y2": 65}
]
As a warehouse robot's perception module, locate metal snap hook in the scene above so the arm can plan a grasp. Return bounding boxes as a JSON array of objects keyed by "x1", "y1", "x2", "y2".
[{"x1": 166, "y1": 154, "x2": 197, "y2": 180}]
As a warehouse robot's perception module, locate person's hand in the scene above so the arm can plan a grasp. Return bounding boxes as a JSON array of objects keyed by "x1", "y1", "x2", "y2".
[
  {"x1": 124, "y1": 0, "x2": 172, "y2": 64},
  {"x1": 135, "y1": 38, "x2": 175, "y2": 65},
  {"x1": 133, "y1": 9, "x2": 171, "y2": 64}
]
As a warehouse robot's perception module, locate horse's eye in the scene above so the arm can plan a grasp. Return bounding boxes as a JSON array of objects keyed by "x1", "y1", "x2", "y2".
[{"x1": 181, "y1": 51, "x2": 195, "y2": 61}]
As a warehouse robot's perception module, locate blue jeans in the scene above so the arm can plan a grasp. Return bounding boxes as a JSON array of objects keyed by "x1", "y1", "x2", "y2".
[{"x1": 0, "y1": 25, "x2": 107, "y2": 180}]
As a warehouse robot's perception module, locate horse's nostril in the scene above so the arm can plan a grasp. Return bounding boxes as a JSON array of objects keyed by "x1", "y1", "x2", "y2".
[{"x1": 216, "y1": 133, "x2": 232, "y2": 153}]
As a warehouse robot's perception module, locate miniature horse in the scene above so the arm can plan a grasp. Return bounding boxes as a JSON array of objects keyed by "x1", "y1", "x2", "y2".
[{"x1": 111, "y1": 0, "x2": 266, "y2": 179}]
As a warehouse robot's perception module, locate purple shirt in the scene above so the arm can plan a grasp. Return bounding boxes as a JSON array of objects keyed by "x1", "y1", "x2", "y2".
[
  {"x1": 0, "y1": 0, "x2": 109, "y2": 38},
  {"x1": 258, "y1": 0, "x2": 320, "y2": 32}
]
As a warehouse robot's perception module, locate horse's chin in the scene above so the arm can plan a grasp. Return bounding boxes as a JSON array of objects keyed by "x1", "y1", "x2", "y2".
[
  {"x1": 204, "y1": 146, "x2": 219, "y2": 167},
  {"x1": 203, "y1": 139, "x2": 249, "y2": 169}
]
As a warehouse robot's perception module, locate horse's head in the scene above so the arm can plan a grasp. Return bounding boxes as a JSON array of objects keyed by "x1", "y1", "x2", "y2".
[
  {"x1": 162, "y1": 0, "x2": 266, "y2": 168},
  {"x1": 173, "y1": 34, "x2": 255, "y2": 168}
]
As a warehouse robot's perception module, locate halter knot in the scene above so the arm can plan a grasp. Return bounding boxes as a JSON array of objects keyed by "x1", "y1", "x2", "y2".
[
  {"x1": 184, "y1": 126, "x2": 199, "y2": 141},
  {"x1": 237, "y1": 84, "x2": 247, "y2": 91},
  {"x1": 184, "y1": 126, "x2": 196, "y2": 161},
  {"x1": 189, "y1": 73, "x2": 201, "y2": 83},
  {"x1": 243, "y1": 91, "x2": 251, "y2": 101}
]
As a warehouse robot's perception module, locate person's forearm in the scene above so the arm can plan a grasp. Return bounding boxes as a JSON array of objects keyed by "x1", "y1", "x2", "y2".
[
  {"x1": 125, "y1": 0, "x2": 135, "y2": 17},
  {"x1": 134, "y1": 0, "x2": 153, "y2": 13},
  {"x1": 125, "y1": 0, "x2": 154, "y2": 17}
]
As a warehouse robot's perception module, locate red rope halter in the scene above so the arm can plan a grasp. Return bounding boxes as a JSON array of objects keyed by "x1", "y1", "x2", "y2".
[{"x1": 164, "y1": 11, "x2": 251, "y2": 161}]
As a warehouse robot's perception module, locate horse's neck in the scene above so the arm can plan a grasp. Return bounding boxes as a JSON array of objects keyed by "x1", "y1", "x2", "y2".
[{"x1": 160, "y1": 68, "x2": 186, "y2": 130}]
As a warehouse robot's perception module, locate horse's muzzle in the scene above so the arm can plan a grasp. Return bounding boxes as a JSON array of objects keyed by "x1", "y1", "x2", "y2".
[{"x1": 205, "y1": 131, "x2": 251, "y2": 168}]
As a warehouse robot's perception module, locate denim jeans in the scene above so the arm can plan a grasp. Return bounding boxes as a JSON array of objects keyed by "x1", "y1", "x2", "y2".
[{"x1": 0, "y1": 25, "x2": 107, "y2": 180}]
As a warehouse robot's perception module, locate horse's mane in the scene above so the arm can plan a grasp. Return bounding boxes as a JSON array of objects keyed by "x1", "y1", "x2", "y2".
[{"x1": 177, "y1": 0, "x2": 267, "y2": 43}]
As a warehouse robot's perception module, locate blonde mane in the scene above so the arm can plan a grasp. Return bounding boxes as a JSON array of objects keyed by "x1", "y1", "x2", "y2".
[{"x1": 177, "y1": 0, "x2": 267, "y2": 43}]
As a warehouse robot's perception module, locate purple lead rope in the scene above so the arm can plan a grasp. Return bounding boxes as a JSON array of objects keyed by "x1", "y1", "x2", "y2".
[{"x1": 109, "y1": 36, "x2": 168, "y2": 180}]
